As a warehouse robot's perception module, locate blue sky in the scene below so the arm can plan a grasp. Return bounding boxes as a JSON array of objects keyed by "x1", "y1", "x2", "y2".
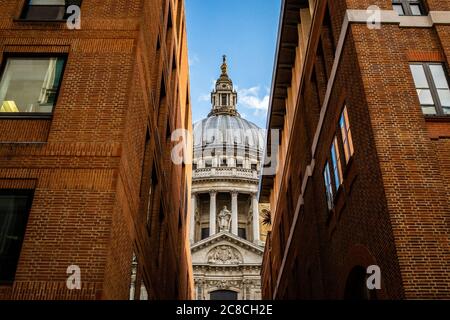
[{"x1": 185, "y1": 0, "x2": 282, "y2": 128}]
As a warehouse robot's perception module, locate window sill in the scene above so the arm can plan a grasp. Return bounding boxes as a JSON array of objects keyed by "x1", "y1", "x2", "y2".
[
  {"x1": 424, "y1": 115, "x2": 450, "y2": 122},
  {"x1": 0, "y1": 113, "x2": 53, "y2": 120}
]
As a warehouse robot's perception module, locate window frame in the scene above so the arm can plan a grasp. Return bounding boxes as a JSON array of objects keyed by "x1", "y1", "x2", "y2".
[
  {"x1": 0, "y1": 53, "x2": 68, "y2": 119},
  {"x1": 0, "y1": 189, "x2": 34, "y2": 284},
  {"x1": 410, "y1": 62, "x2": 450, "y2": 116},
  {"x1": 392, "y1": 0, "x2": 426, "y2": 16}
]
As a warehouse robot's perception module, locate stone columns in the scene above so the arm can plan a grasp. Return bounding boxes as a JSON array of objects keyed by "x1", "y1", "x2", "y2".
[
  {"x1": 231, "y1": 190, "x2": 238, "y2": 235},
  {"x1": 252, "y1": 193, "x2": 260, "y2": 243},
  {"x1": 190, "y1": 193, "x2": 196, "y2": 244},
  {"x1": 209, "y1": 190, "x2": 217, "y2": 236}
]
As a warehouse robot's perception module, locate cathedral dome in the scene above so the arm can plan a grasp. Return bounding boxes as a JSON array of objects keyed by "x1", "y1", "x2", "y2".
[
  {"x1": 193, "y1": 56, "x2": 264, "y2": 152},
  {"x1": 193, "y1": 115, "x2": 263, "y2": 151}
]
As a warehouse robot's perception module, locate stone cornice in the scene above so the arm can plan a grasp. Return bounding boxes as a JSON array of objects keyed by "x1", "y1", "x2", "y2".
[{"x1": 191, "y1": 232, "x2": 265, "y2": 254}]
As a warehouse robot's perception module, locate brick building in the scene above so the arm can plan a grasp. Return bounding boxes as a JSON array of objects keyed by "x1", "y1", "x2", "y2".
[
  {"x1": 260, "y1": 0, "x2": 450, "y2": 299},
  {"x1": 0, "y1": 0, "x2": 193, "y2": 300}
]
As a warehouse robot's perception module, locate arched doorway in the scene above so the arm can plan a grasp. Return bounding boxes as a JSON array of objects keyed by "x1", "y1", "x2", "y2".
[
  {"x1": 344, "y1": 266, "x2": 377, "y2": 300},
  {"x1": 210, "y1": 290, "x2": 238, "y2": 300}
]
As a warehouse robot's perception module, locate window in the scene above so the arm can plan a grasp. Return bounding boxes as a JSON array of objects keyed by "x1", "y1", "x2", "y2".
[
  {"x1": 410, "y1": 63, "x2": 450, "y2": 115},
  {"x1": 251, "y1": 163, "x2": 257, "y2": 171},
  {"x1": 201, "y1": 228, "x2": 209, "y2": 240},
  {"x1": 221, "y1": 94, "x2": 227, "y2": 106},
  {"x1": 238, "y1": 227, "x2": 247, "y2": 240},
  {"x1": 21, "y1": 0, "x2": 81, "y2": 21},
  {"x1": 0, "y1": 57, "x2": 66, "y2": 115},
  {"x1": 0, "y1": 190, "x2": 34, "y2": 283},
  {"x1": 323, "y1": 162, "x2": 333, "y2": 210},
  {"x1": 331, "y1": 137, "x2": 343, "y2": 190},
  {"x1": 221, "y1": 158, "x2": 227, "y2": 167},
  {"x1": 339, "y1": 106, "x2": 354, "y2": 163},
  {"x1": 392, "y1": 0, "x2": 426, "y2": 16}
]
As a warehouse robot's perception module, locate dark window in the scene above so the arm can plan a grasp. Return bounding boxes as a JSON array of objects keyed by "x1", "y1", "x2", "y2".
[
  {"x1": 238, "y1": 227, "x2": 247, "y2": 240},
  {"x1": 205, "y1": 159, "x2": 212, "y2": 168},
  {"x1": 210, "y1": 290, "x2": 237, "y2": 300},
  {"x1": 251, "y1": 163, "x2": 257, "y2": 171},
  {"x1": 21, "y1": 0, "x2": 82, "y2": 21},
  {"x1": 193, "y1": 163, "x2": 197, "y2": 170},
  {"x1": 221, "y1": 158, "x2": 227, "y2": 167},
  {"x1": 392, "y1": 0, "x2": 426, "y2": 16},
  {"x1": 0, "y1": 190, "x2": 34, "y2": 283},
  {"x1": 410, "y1": 63, "x2": 450, "y2": 115},
  {"x1": 0, "y1": 57, "x2": 66, "y2": 115},
  {"x1": 201, "y1": 228, "x2": 209, "y2": 240},
  {"x1": 221, "y1": 94, "x2": 227, "y2": 106}
]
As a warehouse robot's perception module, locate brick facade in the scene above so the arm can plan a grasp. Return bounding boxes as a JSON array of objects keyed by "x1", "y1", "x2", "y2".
[
  {"x1": 0, "y1": 0, "x2": 193, "y2": 300},
  {"x1": 260, "y1": 0, "x2": 450, "y2": 299}
]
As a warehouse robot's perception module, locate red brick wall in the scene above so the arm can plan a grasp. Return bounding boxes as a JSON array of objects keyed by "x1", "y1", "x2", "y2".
[
  {"x1": 262, "y1": 0, "x2": 450, "y2": 299},
  {"x1": 0, "y1": 0, "x2": 192, "y2": 300}
]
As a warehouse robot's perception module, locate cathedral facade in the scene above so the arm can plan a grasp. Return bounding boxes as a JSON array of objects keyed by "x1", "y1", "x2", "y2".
[{"x1": 190, "y1": 57, "x2": 265, "y2": 300}]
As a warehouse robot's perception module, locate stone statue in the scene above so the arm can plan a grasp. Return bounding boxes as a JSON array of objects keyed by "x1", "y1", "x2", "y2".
[{"x1": 217, "y1": 205, "x2": 232, "y2": 232}]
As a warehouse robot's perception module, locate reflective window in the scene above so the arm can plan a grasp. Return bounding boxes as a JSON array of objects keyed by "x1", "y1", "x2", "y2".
[
  {"x1": 22, "y1": 0, "x2": 67, "y2": 20},
  {"x1": 0, "y1": 190, "x2": 34, "y2": 283},
  {"x1": 339, "y1": 106, "x2": 355, "y2": 163},
  {"x1": 410, "y1": 63, "x2": 450, "y2": 115},
  {"x1": 323, "y1": 162, "x2": 333, "y2": 210},
  {"x1": 331, "y1": 137, "x2": 343, "y2": 190},
  {"x1": 392, "y1": 1, "x2": 425, "y2": 16},
  {"x1": 0, "y1": 57, "x2": 65, "y2": 114}
]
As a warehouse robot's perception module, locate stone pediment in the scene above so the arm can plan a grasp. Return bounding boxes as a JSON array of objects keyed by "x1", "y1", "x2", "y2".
[{"x1": 191, "y1": 232, "x2": 264, "y2": 266}]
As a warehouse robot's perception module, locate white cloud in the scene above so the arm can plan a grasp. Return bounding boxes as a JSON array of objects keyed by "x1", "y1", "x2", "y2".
[
  {"x1": 188, "y1": 54, "x2": 200, "y2": 67},
  {"x1": 198, "y1": 94, "x2": 210, "y2": 102},
  {"x1": 238, "y1": 86, "x2": 270, "y2": 117}
]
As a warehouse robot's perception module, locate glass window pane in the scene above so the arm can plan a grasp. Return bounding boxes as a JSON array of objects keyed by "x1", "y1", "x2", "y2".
[
  {"x1": 417, "y1": 89, "x2": 434, "y2": 105},
  {"x1": 429, "y1": 65, "x2": 449, "y2": 89},
  {"x1": 422, "y1": 106, "x2": 437, "y2": 115},
  {"x1": 393, "y1": 4, "x2": 404, "y2": 16},
  {"x1": 410, "y1": 4, "x2": 422, "y2": 16},
  {"x1": 0, "y1": 192, "x2": 32, "y2": 282},
  {"x1": 442, "y1": 107, "x2": 450, "y2": 115},
  {"x1": 410, "y1": 65, "x2": 429, "y2": 88},
  {"x1": 0, "y1": 58, "x2": 64, "y2": 114},
  {"x1": 437, "y1": 89, "x2": 450, "y2": 107}
]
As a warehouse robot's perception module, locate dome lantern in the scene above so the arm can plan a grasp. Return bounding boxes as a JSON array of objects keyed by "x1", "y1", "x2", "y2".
[{"x1": 209, "y1": 55, "x2": 239, "y2": 117}]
